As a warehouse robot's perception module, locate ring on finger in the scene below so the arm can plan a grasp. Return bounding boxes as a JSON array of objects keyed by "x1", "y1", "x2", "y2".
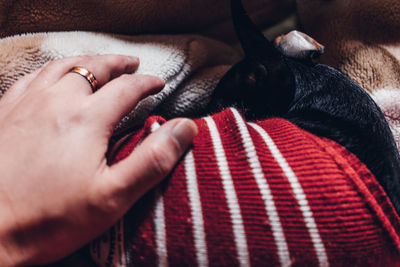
[{"x1": 69, "y1": 66, "x2": 99, "y2": 92}]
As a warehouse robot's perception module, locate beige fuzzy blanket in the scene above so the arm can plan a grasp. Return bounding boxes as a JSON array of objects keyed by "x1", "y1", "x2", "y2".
[
  {"x1": 297, "y1": 0, "x2": 400, "y2": 150},
  {"x1": 0, "y1": 31, "x2": 241, "y2": 134},
  {"x1": 0, "y1": 0, "x2": 295, "y2": 43}
]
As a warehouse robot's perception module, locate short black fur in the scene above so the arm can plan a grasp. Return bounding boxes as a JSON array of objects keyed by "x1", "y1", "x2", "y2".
[{"x1": 209, "y1": 0, "x2": 400, "y2": 214}]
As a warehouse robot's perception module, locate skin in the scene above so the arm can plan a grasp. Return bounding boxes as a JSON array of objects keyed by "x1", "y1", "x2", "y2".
[{"x1": 0, "y1": 54, "x2": 198, "y2": 266}]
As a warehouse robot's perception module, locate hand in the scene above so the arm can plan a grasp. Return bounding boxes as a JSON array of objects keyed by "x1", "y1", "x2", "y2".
[{"x1": 0, "y1": 55, "x2": 198, "y2": 266}]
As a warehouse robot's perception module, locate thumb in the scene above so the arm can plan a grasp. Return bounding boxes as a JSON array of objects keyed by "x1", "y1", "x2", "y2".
[{"x1": 95, "y1": 118, "x2": 198, "y2": 215}]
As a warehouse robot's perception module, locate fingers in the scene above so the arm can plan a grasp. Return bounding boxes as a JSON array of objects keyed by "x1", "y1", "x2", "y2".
[
  {"x1": 30, "y1": 55, "x2": 140, "y2": 95},
  {"x1": 94, "y1": 118, "x2": 198, "y2": 215},
  {"x1": 89, "y1": 74, "x2": 165, "y2": 129}
]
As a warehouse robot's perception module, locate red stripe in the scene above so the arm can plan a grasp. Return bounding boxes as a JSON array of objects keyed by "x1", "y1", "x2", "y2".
[
  {"x1": 268, "y1": 118, "x2": 398, "y2": 265},
  {"x1": 191, "y1": 116, "x2": 239, "y2": 266},
  {"x1": 123, "y1": 191, "x2": 158, "y2": 267},
  {"x1": 253, "y1": 119, "x2": 319, "y2": 264},
  {"x1": 101, "y1": 110, "x2": 400, "y2": 266},
  {"x1": 216, "y1": 111, "x2": 281, "y2": 266},
  {"x1": 316, "y1": 136, "x2": 400, "y2": 258},
  {"x1": 109, "y1": 118, "x2": 167, "y2": 266},
  {"x1": 162, "y1": 157, "x2": 197, "y2": 266}
]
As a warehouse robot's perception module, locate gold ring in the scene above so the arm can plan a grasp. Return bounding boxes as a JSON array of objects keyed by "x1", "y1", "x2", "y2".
[{"x1": 69, "y1": 66, "x2": 99, "y2": 92}]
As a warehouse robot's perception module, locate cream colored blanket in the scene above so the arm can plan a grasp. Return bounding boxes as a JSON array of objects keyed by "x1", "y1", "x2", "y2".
[{"x1": 0, "y1": 31, "x2": 241, "y2": 134}]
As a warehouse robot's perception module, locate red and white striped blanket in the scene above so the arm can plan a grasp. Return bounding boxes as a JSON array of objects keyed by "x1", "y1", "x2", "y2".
[{"x1": 90, "y1": 108, "x2": 400, "y2": 267}]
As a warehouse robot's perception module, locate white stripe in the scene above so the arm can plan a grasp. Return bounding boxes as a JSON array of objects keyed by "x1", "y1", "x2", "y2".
[
  {"x1": 151, "y1": 122, "x2": 161, "y2": 132},
  {"x1": 231, "y1": 109, "x2": 291, "y2": 267},
  {"x1": 151, "y1": 122, "x2": 168, "y2": 267},
  {"x1": 204, "y1": 116, "x2": 250, "y2": 267},
  {"x1": 249, "y1": 122, "x2": 329, "y2": 267},
  {"x1": 154, "y1": 192, "x2": 168, "y2": 267},
  {"x1": 184, "y1": 151, "x2": 209, "y2": 267}
]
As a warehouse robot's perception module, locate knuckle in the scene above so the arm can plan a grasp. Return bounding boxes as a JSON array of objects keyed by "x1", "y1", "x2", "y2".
[
  {"x1": 39, "y1": 63, "x2": 55, "y2": 76},
  {"x1": 104, "y1": 55, "x2": 123, "y2": 68},
  {"x1": 76, "y1": 55, "x2": 91, "y2": 63},
  {"x1": 73, "y1": 56, "x2": 91, "y2": 68},
  {"x1": 62, "y1": 100, "x2": 88, "y2": 119},
  {"x1": 102, "y1": 55, "x2": 137, "y2": 72},
  {"x1": 44, "y1": 59, "x2": 58, "y2": 69},
  {"x1": 118, "y1": 73, "x2": 133, "y2": 83},
  {"x1": 113, "y1": 74, "x2": 135, "y2": 100},
  {"x1": 70, "y1": 104, "x2": 92, "y2": 124},
  {"x1": 51, "y1": 56, "x2": 69, "y2": 64},
  {"x1": 49, "y1": 100, "x2": 90, "y2": 129},
  {"x1": 87, "y1": 176, "x2": 124, "y2": 216},
  {"x1": 42, "y1": 56, "x2": 86, "y2": 73},
  {"x1": 133, "y1": 75, "x2": 156, "y2": 92},
  {"x1": 68, "y1": 109, "x2": 86, "y2": 124},
  {"x1": 95, "y1": 195, "x2": 120, "y2": 216}
]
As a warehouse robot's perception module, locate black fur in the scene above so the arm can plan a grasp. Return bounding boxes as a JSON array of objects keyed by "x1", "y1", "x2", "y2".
[{"x1": 209, "y1": 0, "x2": 400, "y2": 214}]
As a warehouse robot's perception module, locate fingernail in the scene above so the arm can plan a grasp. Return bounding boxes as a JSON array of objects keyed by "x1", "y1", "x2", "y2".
[
  {"x1": 158, "y1": 78, "x2": 166, "y2": 88},
  {"x1": 152, "y1": 77, "x2": 166, "y2": 92},
  {"x1": 127, "y1": 57, "x2": 140, "y2": 72},
  {"x1": 171, "y1": 119, "x2": 198, "y2": 151},
  {"x1": 129, "y1": 56, "x2": 139, "y2": 62}
]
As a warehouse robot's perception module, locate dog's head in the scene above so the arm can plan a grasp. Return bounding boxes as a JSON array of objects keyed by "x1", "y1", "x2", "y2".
[{"x1": 209, "y1": 0, "x2": 322, "y2": 118}]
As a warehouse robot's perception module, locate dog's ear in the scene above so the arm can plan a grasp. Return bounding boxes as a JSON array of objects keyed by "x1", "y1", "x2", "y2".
[
  {"x1": 274, "y1": 30, "x2": 325, "y2": 60},
  {"x1": 231, "y1": 0, "x2": 281, "y2": 61}
]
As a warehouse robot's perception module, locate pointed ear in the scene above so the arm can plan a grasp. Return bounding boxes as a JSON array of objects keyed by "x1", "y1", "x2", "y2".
[
  {"x1": 231, "y1": 0, "x2": 280, "y2": 60},
  {"x1": 274, "y1": 30, "x2": 325, "y2": 60}
]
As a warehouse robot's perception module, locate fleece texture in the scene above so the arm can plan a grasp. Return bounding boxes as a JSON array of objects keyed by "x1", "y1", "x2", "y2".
[
  {"x1": 0, "y1": 31, "x2": 240, "y2": 133},
  {"x1": 371, "y1": 88, "x2": 400, "y2": 151},
  {"x1": 296, "y1": 0, "x2": 400, "y2": 89},
  {"x1": 296, "y1": 0, "x2": 400, "y2": 151},
  {"x1": 0, "y1": 0, "x2": 295, "y2": 43},
  {"x1": 90, "y1": 108, "x2": 400, "y2": 267}
]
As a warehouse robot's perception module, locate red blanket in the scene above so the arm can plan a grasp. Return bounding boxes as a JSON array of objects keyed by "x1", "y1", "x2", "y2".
[{"x1": 91, "y1": 108, "x2": 400, "y2": 266}]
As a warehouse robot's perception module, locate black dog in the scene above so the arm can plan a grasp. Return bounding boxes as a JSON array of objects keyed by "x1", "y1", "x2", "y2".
[{"x1": 209, "y1": 0, "x2": 400, "y2": 215}]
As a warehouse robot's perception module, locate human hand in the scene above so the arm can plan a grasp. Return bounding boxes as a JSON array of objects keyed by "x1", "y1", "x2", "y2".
[{"x1": 0, "y1": 55, "x2": 198, "y2": 266}]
